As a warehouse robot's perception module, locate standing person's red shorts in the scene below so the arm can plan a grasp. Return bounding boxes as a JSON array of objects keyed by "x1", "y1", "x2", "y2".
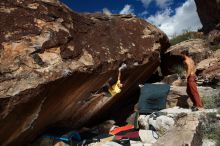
[{"x1": 186, "y1": 75, "x2": 203, "y2": 108}]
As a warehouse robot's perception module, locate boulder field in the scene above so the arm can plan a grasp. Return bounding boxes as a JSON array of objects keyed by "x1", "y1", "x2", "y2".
[{"x1": 0, "y1": 0, "x2": 169, "y2": 145}]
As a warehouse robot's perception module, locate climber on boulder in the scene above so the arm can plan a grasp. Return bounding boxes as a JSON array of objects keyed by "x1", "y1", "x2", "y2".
[
  {"x1": 91, "y1": 63, "x2": 127, "y2": 97},
  {"x1": 180, "y1": 50, "x2": 203, "y2": 111},
  {"x1": 108, "y1": 63, "x2": 126, "y2": 97}
]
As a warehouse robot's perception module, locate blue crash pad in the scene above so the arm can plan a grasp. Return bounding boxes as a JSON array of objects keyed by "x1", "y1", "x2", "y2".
[{"x1": 138, "y1": 83, "x2": 170, "y2": 114}]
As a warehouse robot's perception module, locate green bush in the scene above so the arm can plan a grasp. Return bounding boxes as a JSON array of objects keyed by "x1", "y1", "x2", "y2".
[
  {"x1": 201, "y1": 113, "x2": 220, "y2": 145},
  {"x1": 203, "y1": 125, "x2": 220, "y2": 145},
  {"x1": 216, "y1": 127, "x2": 220, "y2": 146},
  {"x1": 201, "y1": 93, "x2": 220, "y2": 109}
]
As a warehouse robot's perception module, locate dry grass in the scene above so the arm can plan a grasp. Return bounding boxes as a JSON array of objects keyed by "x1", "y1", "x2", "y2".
[
  {"x1": 170, "y1": 32, "x2": 204, "y2": 45},
  {"x1": 210, "y1": 43, "x2": 220, "y2": 51}
]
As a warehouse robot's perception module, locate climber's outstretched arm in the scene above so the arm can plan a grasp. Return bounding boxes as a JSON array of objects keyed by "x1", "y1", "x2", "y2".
[
  {"x1": 118, "y1": 69, "x2": 121, "y2": 81},
  {"x1": 118, "y1": 63, "x2": 127, "y2": 80}
]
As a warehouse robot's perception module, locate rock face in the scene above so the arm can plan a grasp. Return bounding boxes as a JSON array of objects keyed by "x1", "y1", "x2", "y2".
[
  {"x1": 208, "y1": 25, "x2": 220, "y2": 45},
  {"x1": 195, "y1": 0, "x2": 220, "y2": 45},
  {"x1": 197, "y1": 49, "x2": 220, "y2": 85},
  {"x1": 195, "y1": 0, "x2": 220, "y2": 33},
  {"x1": 139, "y1": 130, "x2": 158, "y2": 144},
  {"x1": 0, "y1": 0, "x2": 169, "y2": 145},
  {"x1": 161, "y1": 39, "x2": 211, "y2": 75}
]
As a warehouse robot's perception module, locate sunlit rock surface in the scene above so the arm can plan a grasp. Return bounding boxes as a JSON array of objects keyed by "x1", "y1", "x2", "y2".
[
  {"x1": 197, "y1": 49, "x2": 220, "y2": 85},
  {"x1": 153, "y1": 114, "x2": 202, "y2": 146}
]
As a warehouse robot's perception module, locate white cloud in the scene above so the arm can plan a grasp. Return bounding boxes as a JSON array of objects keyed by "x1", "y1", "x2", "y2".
[
  {"x1": 146, "y1": 0, "x2": 202, "y2": 38},
  {"x1": 120, "y1": 4, "x2": 134, "y2": 14},
  {"x1": 139, "y1": 10, "x2": 148, "y2": 17},
  {"x1": 155, "y1": 0, "x2": 173, "y2": 8},
  {"x1": 138, "y1": 0, "x2": 153, "y2": 8},
  {"x1": 148, "y1": 8, "x2": 172, "y2": 26},
  {"x1": 138, "y1": 0, "x2": 172, "y2": 8},
  {"x1": 102, "y1": 8, "x2": 112, "y2": 15}
]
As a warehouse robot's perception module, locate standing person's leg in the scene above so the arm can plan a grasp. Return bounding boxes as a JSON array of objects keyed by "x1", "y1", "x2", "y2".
[
  {"x1": 187, "y1": 76, "x2": 203, "y2": 107},
  {"x1": 186, "y1": 84, "x2": 196, "y2": 106}
]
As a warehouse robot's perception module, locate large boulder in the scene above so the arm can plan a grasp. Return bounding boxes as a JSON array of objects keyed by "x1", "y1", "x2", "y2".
[
  {"x1": 195, "y1": 0, "x2": 220, "y2": 33},
  {"x1": 208, "y1": 24, "x2": 220, "y2": 45},
  {"x1": 153, "y1": 114, "x2": 202, "y2": 146},
  {"x1": 139, "y1": 130, "x2": 158, "y2": 144},
  {"x1": 197, "y1": 49, "x2": 220, "y2": 85},
  {"x1": 0, "y1": 0, "x2": 169, "y2": 145},
  {"x1": 195, "y1": 0, "x2": 220, "y2": 45}
]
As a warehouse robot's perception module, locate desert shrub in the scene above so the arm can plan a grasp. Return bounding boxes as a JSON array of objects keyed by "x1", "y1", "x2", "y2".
[
  {"x1": 201, "y1": 113, "x2": 220, "y2": 145},
  {"x1": 204, "y1": 124, "x2": 220, "y2": 142},
  {"x1": 210, "y1": 43, "x2": 220, "y2": 51},
  {"x1": 172, "y1": 65, "x2": 185, "y2": 79},
  {"x1": 201, "y1": 93, "x2": 220, "y2": 109},
  {"x1": 216, "y1": 127, "x2": 220, "y2": 146},
  {"x1": 170, "y1": 33, "x2": 192, "y2": 45},
  {"x1": 200, "y1": 96, "x2": 220, "y2": 144}
]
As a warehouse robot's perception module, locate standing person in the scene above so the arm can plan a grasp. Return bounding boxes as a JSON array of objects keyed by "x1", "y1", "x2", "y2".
[{"x1": 180, "y1": 51, "x2": 203, "y2": 111}]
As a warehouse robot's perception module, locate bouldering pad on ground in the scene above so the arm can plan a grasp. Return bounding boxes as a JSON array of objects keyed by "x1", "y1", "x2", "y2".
[{"x1": 138, "y1": 83, "x2": 170, "y2": 114}]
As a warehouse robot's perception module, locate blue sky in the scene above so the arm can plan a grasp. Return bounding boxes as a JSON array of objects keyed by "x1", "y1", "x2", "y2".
[
  {"x1": 61, "y1": 0, "x2": 184, "y2": 17},
  {"x1": 60, "y1": 0, "x2": 202, "y2": 38}
]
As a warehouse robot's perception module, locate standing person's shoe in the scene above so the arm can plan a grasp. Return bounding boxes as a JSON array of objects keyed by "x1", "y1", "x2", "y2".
[
  {"x1": 197, "y1": 107, "x2": 204, "y2": 111},
  {"x1": 191, "y1": 106, "x2": 199, "y2": 111},
  {"x1": 191, "y1": 106, "x2": 204, "y2": 111}
]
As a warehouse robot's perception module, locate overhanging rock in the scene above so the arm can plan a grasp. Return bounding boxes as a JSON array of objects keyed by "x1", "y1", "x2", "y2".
[{"x1": 0, "y1": 0, "x2": 169, "y2": 145}]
